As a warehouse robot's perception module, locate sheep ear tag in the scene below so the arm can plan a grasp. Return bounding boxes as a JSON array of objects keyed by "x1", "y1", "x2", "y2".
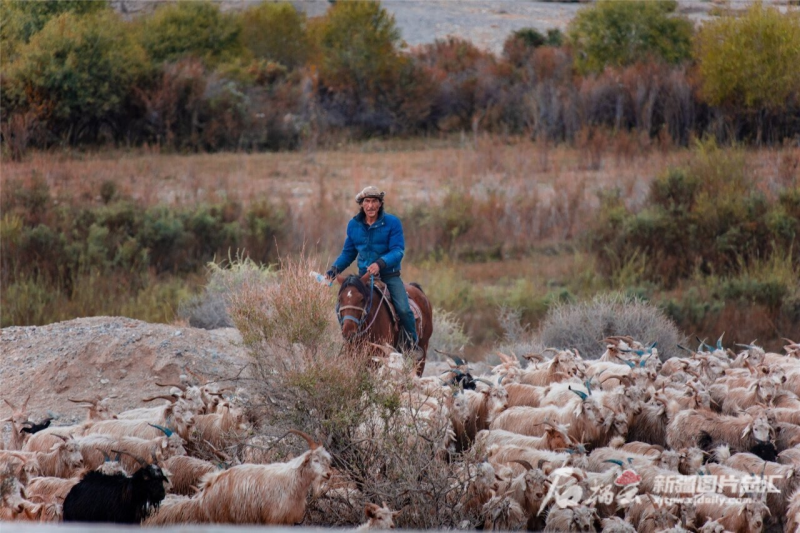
[{"x1": 614, "y1": 469, "x2": 641, "y2": 487}]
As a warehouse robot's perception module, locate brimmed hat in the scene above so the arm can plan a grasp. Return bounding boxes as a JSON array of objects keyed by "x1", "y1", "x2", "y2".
[{"x1": 355, "y1": 186, "x2": 385, "y2": 204}]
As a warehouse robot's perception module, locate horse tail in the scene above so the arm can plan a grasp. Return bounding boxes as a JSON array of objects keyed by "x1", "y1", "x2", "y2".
[{"x1": 410, "y1": 282, "x2": 425, "y2": 294}]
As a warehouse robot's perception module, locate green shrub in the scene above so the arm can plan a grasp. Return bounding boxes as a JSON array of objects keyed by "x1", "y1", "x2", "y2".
[
  {"x1": 240, "y1": 2, "x2": 308, "y2": 69},
  {"x1": 590, "y1": 141, "x2": 799, "y2": 285},
  {"x1": 512, "y1": 28, "x2": 547, "y2": 49},
  {"x1": 7, "y1": 11, "x2": 148, "y2": 140},
  {"x1": 310, "y1": 1, "x2": 404, "y2": 98},
  {"x1": 504, "y1": 27, "x2": 563, "y2": 60},
  {"x1": 568, "y1": 0, "x2": 693, "y2": 74},
  {"x1": 0, "y1": 0, "x2": 107, "y2": 60},
  {"x1": 137, "y1": 1, "x2": 244, "y2": 66},
  {"x1": 695, "y1": 3, "x2": 800, "y2": 111}
]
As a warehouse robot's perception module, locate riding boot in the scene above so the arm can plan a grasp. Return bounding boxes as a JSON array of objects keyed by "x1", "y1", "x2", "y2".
[{"x1": 401, "y1": 329, "x2": 423, "y2": 363}]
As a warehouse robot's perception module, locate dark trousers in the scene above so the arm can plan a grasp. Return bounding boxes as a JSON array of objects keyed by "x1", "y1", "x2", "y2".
[{"x1": 384, "y1": 275, "x2": 418, "y2": 345}]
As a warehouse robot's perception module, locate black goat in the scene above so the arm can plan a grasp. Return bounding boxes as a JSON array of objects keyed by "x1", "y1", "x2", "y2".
[
  {"x1": 20, "y1": 417, "x2": 53, "y2": 434},
  {"x1": 63, "y1": 452, "x2": 167, "y2": 524}
]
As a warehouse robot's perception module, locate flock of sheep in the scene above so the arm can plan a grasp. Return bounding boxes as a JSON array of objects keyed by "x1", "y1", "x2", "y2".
[{"x1": 3, "y1": 337, "x2": 800, "y2": 531}]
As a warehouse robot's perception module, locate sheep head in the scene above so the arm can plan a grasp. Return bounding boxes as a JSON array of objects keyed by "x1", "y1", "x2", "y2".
[
  {"x1": 569, "y1": 505, "x2": 598, "y2": 532},
  {"x1": 364, "y1": 502, "x2": 399, "y2": 529},
  {"x1": 740, "y1": 500, "x2": 768, "y2": 532},
  {"x1": 743, "y1": 411, "x2": 774, "y2": 444},
  {"x1": 290, "y1": 430, "x2": 332, "y2": 494},
  {"x1": 49, "y1": 436, "x2": 84, "y2": 474}
]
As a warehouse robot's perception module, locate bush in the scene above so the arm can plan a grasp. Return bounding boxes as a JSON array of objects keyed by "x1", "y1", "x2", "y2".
[
  {"x1": 413, "y1": 37, "x2": 503, "y2": 131},
  {"x1": 179, "y1": 254, "x2": 277, "y2": 330},
  {"x1": 310, "y1": 1, "x2": 405, "y2": 108},
  {"x1": 536, "y1": 293, "x2": 686, "y2": 360},
  {"x1": 240, "y1": 2, "x2": 308, "y2": 69},
  {"x1": 227, "y1": 253, "x2": 337, "y2": 353},
  {"x1": 0, "y1": 0, "x2": 107, "y2": 60},
  {"x1": 502, "y1": 27, "x2": 564, "y2": 67},
  {"x1": 6, "y1": 10, "x2": 149, "y2": 142},
  {"x1": 236, "y1": 340, "x2": 486, "y2": 528},
  {"x1": 568, "y1": 0, "x2": 693, "y2": 74},
  {"x1": 695, "y1": 3, "x2": 800, "y2": 112},
  {"x1": 590, "y1": 140, "x2": 798, "y2": 284},
  {"x1": 428, "y1": 308, "x2": 470, "y2": 359},
  {"x1": 137, "y1": 1, "x2": 244, "y2": 66}
]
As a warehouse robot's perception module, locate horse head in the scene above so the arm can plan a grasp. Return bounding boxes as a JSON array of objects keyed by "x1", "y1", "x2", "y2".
[{"x1": 336, "y1": 274, "x2": 373, "y2": 340}]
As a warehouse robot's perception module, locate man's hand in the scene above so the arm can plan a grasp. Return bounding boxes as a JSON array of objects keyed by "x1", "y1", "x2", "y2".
[
  {"x1": 366, "y1": 263, "x2": 380, "y2": 276},
  {"x1": 325, "y1": 268, "x2": 337, "y2": 281}
]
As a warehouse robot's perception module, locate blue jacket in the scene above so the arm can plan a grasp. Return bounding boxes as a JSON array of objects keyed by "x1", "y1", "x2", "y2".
[{"x1": 332, "y1": 209, "x2": 405, "y2": 277}]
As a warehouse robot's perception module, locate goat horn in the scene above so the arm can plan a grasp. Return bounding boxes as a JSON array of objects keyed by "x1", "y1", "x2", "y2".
[
  {"x1": 67, "y1": 397, "x2": 98, "y2": 404},
  {"x1": 646, "y1": 493, "x2": 658, "y2": 508},
  {"x1": 111, "y1": 449, "x2": 148, "y2": 467},
  {"x1": 287, "y1": 429, "x2": 320, "y2": 450},
  {"x1": 369, "y1": 342, "x2": 395, "y2": 356},
  {"x1": 203, "y1": 440, "x2": 229, "y2": 461},
  {"x1": 155, "y1": 381, "x2": 187, "y2": 391},
  {"x1": 568, "y1": 386, "x2": 587, "y2": 401},
  {"x1": 142, "y1": 395, "x2": 178, "y2": 403},
  {"x1": 496, "y1": 352, "x2": 512, "y2": 363},
  {"x1": 185, "y1": 366, "x2": 208, "y2": 385},
  {"x1": 3, "y1": 398, "x2": 18, "y2": 410},
  {"x1": 474, "y1": 378, "x2": 494, "y2": 387},
  {"x1": 148, "y1": 423, "x2": 174, "y2": 438},
  {"x1": 434, "y1": 349, "x2": 466, "y2": 361},
  {"x1": 21, "y1": 394, "x2": 31, "y2": 412},
  {"x1": 511, "y1": 460, "x2": 534, "y2": 471}
]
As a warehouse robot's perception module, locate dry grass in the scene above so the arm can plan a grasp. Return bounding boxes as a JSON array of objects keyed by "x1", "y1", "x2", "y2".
[
  {"x1": 3, "y1": 137, "x2": 797, "y2": 354},
  {"x1": 4, "y1": 138, "x2": 793, "y2": 253}
]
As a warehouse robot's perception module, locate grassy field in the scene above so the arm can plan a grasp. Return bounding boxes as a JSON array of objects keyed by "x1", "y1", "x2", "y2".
[{"x1": 2, "y1": 136, "x2": 799, "y2": 353}]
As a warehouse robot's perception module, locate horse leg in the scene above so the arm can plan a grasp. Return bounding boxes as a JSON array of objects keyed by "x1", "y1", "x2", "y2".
[{"x1": 414, "y1": 351, "x2": 426, "y2": 377}]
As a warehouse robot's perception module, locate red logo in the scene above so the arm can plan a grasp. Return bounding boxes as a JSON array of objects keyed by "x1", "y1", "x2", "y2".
[{"x1": 614, "y1": 470, "x2": 641, "y2": 486}]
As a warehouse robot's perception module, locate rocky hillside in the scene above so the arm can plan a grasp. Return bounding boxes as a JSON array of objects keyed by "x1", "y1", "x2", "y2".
[{"x1": 0, "y1": 317, "x2": 250, "y2": 426}]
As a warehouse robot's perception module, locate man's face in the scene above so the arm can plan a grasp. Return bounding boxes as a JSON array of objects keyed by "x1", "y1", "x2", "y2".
[{"x1": 361, "y1": 197, "x2": 381, "y2": 218}]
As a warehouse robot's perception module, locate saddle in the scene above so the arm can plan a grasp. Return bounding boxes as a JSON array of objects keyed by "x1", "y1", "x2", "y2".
[{"x1": 373, "y1": 279, "x2": 423, "y2": 335}]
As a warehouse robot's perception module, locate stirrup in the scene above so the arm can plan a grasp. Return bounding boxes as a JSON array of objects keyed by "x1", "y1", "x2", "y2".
[{"x1": 408, "y1": 343, "x2": 424, "y2": 362}]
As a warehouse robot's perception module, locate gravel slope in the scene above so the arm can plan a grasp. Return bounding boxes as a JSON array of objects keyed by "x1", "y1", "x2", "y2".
[{"x1": 0, "y1": 317, "x2": 250, "y2": 428}]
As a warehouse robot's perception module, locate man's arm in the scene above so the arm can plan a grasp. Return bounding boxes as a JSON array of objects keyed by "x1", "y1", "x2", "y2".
[
  {"x1": 331, "y1": 224, "x2": 358, "y2": 275},
  {"x1": 377, "y1": 217, "x2": 405, "y2": 270}
]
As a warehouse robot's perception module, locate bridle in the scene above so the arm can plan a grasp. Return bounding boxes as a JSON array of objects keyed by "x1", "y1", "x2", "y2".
[{"x1": 336, "y1": 276, "x2": 388, "y2": 338}]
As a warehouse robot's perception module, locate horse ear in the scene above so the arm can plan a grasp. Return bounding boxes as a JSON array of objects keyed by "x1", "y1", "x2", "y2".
[{"x1": 335, "y1": 274, "x2": 347, "y2": 285}]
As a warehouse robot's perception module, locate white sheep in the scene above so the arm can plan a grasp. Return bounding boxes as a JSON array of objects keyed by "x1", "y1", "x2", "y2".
[
  {"x1": 191, "y1": 429, "x2": 331, "y2": 524},
  {"x1": 355, "y1": 502, "x2": 400, "y2": 530}
]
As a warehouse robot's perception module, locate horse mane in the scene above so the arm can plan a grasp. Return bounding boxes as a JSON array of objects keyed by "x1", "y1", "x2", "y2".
[{"x1": 338, "y1": 275, "x2": 371, "y2": 302}]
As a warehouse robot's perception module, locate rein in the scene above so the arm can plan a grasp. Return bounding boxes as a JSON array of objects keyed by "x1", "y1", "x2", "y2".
[{"x1": 336, "y1": 276, "x2": 388, "y2": 338}]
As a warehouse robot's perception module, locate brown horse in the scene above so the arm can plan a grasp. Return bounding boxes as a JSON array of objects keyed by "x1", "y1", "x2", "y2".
[{"x1": 335, "y1": 273, "x2": 433, "y2": 376}]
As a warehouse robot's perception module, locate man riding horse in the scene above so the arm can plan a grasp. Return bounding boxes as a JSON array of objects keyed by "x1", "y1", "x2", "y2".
[{"x1": 326, "y1": 186, "x2": 423, "y2": 358}]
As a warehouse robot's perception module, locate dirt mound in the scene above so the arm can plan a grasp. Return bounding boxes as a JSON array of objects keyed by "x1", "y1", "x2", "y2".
[{"x1": 0, "y1": 317, "x2": 250, "y2": 427}]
